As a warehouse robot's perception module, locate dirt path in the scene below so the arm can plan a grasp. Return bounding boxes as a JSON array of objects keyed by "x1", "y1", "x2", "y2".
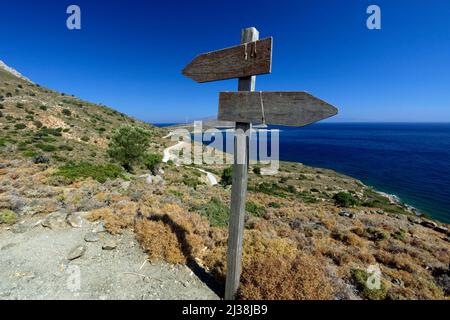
[{"x1": 0, "y1": 214, "x2": 219, "y2": 300}]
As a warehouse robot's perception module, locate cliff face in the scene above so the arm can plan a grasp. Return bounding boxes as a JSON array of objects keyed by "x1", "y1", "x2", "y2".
[{"x1": 0, "y1": 62, "x2": 449, "y2": 300}]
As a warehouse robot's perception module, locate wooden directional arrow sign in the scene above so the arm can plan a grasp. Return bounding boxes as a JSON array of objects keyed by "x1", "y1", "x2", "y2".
[
  {"x1": 182, "y1": 37, "x2": 273, "y2": 83},
  {"x1": 218, "y1": 91, "x2": 338, "y2": 126}
]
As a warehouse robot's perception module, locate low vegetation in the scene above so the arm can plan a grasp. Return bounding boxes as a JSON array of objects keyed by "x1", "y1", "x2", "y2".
[{"x1": 54, "y1": 161, "x2": 124, "y2": 183}]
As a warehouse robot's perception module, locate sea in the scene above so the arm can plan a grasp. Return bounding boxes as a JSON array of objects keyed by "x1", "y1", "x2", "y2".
[{"x1": 154, "y1": 123, "x2": 450, "y2": 223}]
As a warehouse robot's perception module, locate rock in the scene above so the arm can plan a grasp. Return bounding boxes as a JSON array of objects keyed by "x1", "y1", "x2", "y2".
[
  {"x1": 376, "y1": 210, "x2": 386, "y2": 215},
  {"x1": 145, "y1": 175, "x2": 165, "y2": 186},
  {"x1": 102, "y1": 240, "x2": 117, "y2": 250},
  {"x1": 92, "y1": 221, "x2": 106, "y2": 233},
  {"x1": 66, "y1": 212, "x2": 83, "y2": 228},
  {"x1": 408, "y1": 216, "x2": 422, "y2": 224},
  {"x1": 0, "y1": 163, "x2": 7, "y2": 169},
  {"x1": 41, "y1": 211, "x2": 67, "y2": 229},
  {"x1": 421, "y1": 220, "x2": 438, "y2": 229},
  {"x1": 0, "y1": 194, "x2": 26, "y2": 211},
  {"x1": 84, "y1": 232, "x2": 100, "y2": 243},
  {"x1": 121, "y1": 181, "x2": 131, "y2": 190},
  {"x1": 67, "y1": 245, "x2": 86, "y2": 260},
  {"x1": 434, "y1": 225, "x2": 449, "y2": 235},
  {"x1": 32, "y1": 155, "x2": 49, "y2": 164},
  {"x1": 339, "y1": 211, "x2": 355, "y2": 218},
  {"x1": 392, "y1": 278, "x2": 404, "y2": 286},
  {"x1": 11, "y1": 223, "x2": 29, "y2": 234}
]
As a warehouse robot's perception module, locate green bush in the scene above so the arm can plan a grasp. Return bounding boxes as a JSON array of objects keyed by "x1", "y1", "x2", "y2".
[
  {"x1": 191, "y1": 197, "x2": 229, "y2": 227},
  {"x1": 107, "y1": 125, "x2": 151, "y2": 172},
  {"x1": 81, "y1": 136, "x2": 90, "y2": 142},
  {"x1": 59, "y1": 145, "x2": 74, "y2": 151},
  {"x1": 268, "y1": 201, "x2": 281, "y2": 208},
  {"x1": 144, "y1": 153, "x2": 162, "y2": 175},
  {"x1": 333, "y1": 192, "x2": 359, "y2": 207},
  {"x1": 366, "y1": 227, "x2": 390, "y2": 241},
  {"x1": 0, "y1": 103, "x2": 4, "y2": 109},
  {"x1": 182, "y1": 176, "x2": 200, "y2": 189},
  {"x1": 220, "y1": 166, "x2": 233, "y2": 187},
  {"x1": 246, "y1": 201, "x2": 266, "y2": 217},
  {"x1": 0, "y1": 209, "x2": 18, "y2": 225},
  {"x1": 0, "y1": 111, "x2": 2, "y2": 118},
  {"x1": 392, "y1": 229, "x2": 406, "y2": 242},
  {"x1": 35, "y1": 143, "x2": 57, "y2": 152},
  {"x1": 16, "y1": 103, "x2": 24, "y2": 109},
  {"x1": 22, "y1": 150, "x2": 38, "y2": 158},
  {"x1": 33, "y1": 120, "x2": 43, "y2": 128},
  {"x1": 54, "y1": 161, "x2": 124, "y2": 183},
  {"x1": 39, "y1": 105, "x2": 47, "y2": 111},
  {"x1": 39, "y1": 127, "x2": 62, "y2": 136},
  {"x1": 351, "y1": 269, "x2": 387, "y2": 300},
  {"x1": 62, "y1": 108, "x2": 71, "y2": 116},
  {"x1": 14, "y1": 123, "x2": 26, "y2": 130}
]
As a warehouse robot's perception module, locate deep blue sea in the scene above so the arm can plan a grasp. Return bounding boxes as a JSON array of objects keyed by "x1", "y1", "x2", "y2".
[{"x1": 155, "y1": 123, "x2": 450, "y2": 223}]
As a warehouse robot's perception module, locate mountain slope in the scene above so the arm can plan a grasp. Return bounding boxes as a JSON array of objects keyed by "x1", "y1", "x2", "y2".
[{"x1": 0, "y1": 63, "x2": 166, "y2": 164}]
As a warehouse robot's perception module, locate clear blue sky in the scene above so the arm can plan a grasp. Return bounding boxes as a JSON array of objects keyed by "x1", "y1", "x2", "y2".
[{"x1": 1, "y1": 0, "x2": 449, "y2": 123}]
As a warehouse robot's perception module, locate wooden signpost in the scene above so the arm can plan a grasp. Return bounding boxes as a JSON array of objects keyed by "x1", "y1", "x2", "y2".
[{"x1": 182, "y1": 27, "x2": 338, "y2": 300}]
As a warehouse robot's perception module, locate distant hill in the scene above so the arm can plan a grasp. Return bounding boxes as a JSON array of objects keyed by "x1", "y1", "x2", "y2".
[{"x1": 0, "y1": 60, "x2": 166, "y2": 164}]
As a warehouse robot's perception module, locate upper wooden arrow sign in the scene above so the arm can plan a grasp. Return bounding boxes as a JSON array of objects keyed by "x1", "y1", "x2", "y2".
[
  {"x1": 182, "y1": 37, "x2": 273, "y2": 83},
  {"x1": 218, "y1": 91, "x2": 338, "y2": 126}
]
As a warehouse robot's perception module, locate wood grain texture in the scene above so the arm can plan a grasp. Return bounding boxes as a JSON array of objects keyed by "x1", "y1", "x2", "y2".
[
  {"x1": 182, "y1": 37, "x2": 272, "y2": 83},
  {"x1": 224, "y1": 27, "x2": 258, "y2": 301},
  {"x1": 218, "y1": 91, "x2": 338, "y2": 126}
]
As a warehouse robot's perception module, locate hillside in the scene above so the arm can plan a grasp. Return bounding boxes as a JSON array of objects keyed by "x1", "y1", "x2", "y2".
[{"x1": 0, "y1": 61, "x2": 449, "y2": 300}]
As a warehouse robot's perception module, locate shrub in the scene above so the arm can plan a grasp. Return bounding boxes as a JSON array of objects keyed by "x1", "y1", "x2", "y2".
[
  {"x1": 220, "y1": 166, "x2": 233, "y2": 187},
  {"x1": 191, "y1": 197, "x2": 229, "y2": 227},
  {"x1": 0, "y1": 111, "x2": 2, "y2": 118},
  {"x1": 0, "y1": 103, "x2": 4, "y2": 109},
  {"x1": 33, "y1": 120, "x2": 43, "y2": 128},
  {"x1": 59, "y1": 145, "x2": 74, "y2": 151},
  {"x1": 14, "y1": 123, "x2": 26, "y2": 130},
  {"x1": 236, "y1": 234, "x2": 335, "y2": 300},
  {"x1": 252, "y1": 167, "x2": 261, "y2": 175},
  {"x1": 62, "y1": 108, "x2": 71, "y2": 116},
  {"x1": 268, "y1": 202, "x2": 281, "y2": 208},
  {"x1": 246, "y1": 201, "x2": 266, "y2": 217},
  {"x1": 22, "y1": 150, "x2": 38, "y2": 158},
  {"x1": 333, "y1": 192, "x2": 359, "y2": 207},
  {"x1": 39, "y1": 105, "x2": 47, "y2": 111},
  {"x1": 182, "y1": 176, "x2": 200, "y2": 189},
  {"x1": 366, "y1": 227, "x2": 390, "y2": 242},
  {"x1": 144, "y1": 153, "x2": 162, "y2": 175},
  {"x1": 108, "y1": 125, "x2": 151, "y2": 172},
  {"x1": 16, "y1": 103, "x2": 24, "y2": 109},
  {"x1": 81, "y1": 136, "x2": 89, "y2": 142},
  {"x1": 0, "y1": 209, "x2": 18, "y2": 225},
  {"x1": 54, "y1": 161, "x2": 124, "y2": 183},
  {"x1": 39, "y1": 127, "x2": 62, "y2": 136},
  {"x1": 351, "y1": 269, "x2": 388, "y2": 300},
  {"x1": 392, "y1": 229, "x2": 406, "y2": 242},
  {"x1": 35, "y1": 143, "x2": 57, "y2": 152}
]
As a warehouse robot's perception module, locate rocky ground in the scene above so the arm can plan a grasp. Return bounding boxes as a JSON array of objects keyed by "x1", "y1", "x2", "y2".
[{"x1": 0, "y1": 209, "x2": 218, "y2": 300}]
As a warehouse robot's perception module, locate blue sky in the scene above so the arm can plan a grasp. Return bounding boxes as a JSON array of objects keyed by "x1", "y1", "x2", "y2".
[{"x1": 1, "y1": 0, "x2": 449, "y2": 123}]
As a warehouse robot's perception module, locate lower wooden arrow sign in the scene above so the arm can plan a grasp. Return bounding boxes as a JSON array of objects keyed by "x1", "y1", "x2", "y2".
[{"x1": 218, "y1": 91, "x2": 338, "y2": 126}]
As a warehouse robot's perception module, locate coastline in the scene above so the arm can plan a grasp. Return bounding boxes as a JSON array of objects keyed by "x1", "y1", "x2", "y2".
[{"x1": 159, "y1": 123, "x2": 441, "y2": 223}]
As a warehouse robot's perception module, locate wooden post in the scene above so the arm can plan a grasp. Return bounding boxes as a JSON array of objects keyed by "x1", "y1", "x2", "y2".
[{"x1": 224, "y1": 27, "x2": 259, "y2": 300}]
